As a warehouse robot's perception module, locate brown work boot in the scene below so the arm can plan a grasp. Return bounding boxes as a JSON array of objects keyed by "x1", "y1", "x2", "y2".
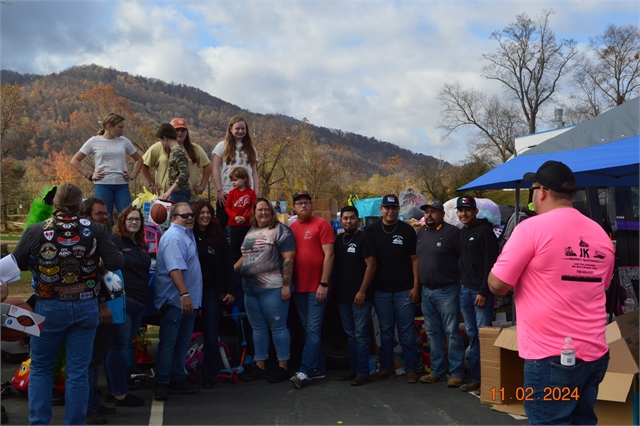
[
  {"x1": 460, "y1": 381, "x2": 480, "y2": 392},
  {"x1": 405, "y1": 370, "x2": 419, "y2": 384},
  {"x1": 447, "y1": 377, "x2": 464, "y2": 388},
  {"x1": 369, "y1": 369, "x2": 397, "y2": 381},
  {"x1": 418, "y1": 373, "x2": 441, "y2": 384}
]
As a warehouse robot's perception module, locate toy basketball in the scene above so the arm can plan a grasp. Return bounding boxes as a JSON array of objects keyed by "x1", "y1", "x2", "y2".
[
  {"x1": 150, "y1": 203, "x2": 168, "y2": 224},
  {"x1": 1, "y1": 298, "x2": 35, "y2": 342}
]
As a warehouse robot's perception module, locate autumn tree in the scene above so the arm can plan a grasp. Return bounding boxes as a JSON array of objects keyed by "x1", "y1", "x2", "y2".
[
  {"x1": 482, "y1": 10, "x2": 579, "y2": 134},
  {"x1": 568, "y1": 24, "x2": 640, "y2": 120},
  {"x1": 437, "y1": 83, "x2": 529, "y2": 163},
  {"x1": 1, "y1": 83, "x2": 37, "y2": 157},
  {"x1": 414, "y1": 158, "x2": 451, "y2": 202},
  {"x1": 0, "y1": 158, "x2": 26, "y2": 232}
]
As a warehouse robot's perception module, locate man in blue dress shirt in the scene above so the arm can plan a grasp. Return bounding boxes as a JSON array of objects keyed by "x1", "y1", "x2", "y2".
[{"x1": 153, "y1": 202, "x2": 203, "y2": 401}]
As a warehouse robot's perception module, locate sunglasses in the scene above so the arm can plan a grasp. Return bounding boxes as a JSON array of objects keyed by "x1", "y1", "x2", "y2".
[{"x1": 173, "y1": 213, "x2": 195, "y2": 219}]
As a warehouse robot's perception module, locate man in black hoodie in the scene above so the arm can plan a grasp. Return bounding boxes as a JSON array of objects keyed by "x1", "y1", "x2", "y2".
[{"x1": 456, "y1": 195, "x2": 498, "y2": 393}]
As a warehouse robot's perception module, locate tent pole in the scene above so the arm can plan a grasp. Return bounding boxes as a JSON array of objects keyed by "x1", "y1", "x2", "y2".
[{"x1": 514, "y1": 180, "x2": 521, "y2": 225}]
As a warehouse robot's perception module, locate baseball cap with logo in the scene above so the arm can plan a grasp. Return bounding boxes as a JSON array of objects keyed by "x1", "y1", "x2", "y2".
[
  {"x1": 523, "y1": 160, "x2": 576, "y2": 194},
  {"x1": 293, "y1": 190, "x2": 312, "y2": 202},
  {"x1": 381, "y1": 194, "x2": 400, "y2": 207},
  {"x1": 456, "y1": 195, "x2": 476, "y2": 209},
  {"x1": 420, "y1": 200, "x2": 444, "y2": 211},
  {"x1": 170, "y1": 118, "x2": 188, "y2": 130}
]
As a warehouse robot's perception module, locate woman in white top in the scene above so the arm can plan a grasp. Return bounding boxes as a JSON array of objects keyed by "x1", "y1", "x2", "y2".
[
  {"x1": 212, "y1": 115, "x2": 259, "y2": 229},
  {"x1": 140, "y1": 118, "x2": 212, "y2": 202},
  {"x1": 71, "y1": 113, "x2": 143, "y2": 220}
]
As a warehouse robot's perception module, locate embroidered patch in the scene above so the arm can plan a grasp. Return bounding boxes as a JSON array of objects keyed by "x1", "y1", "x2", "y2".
[
  {"x1": 87, "y1": 279, "x2": 96, "y2": 289},
  {"x1": 72, "y1": 245, "x2": 86, "y2": 258},
  {"x1": 40, "y1": 243, "x2": 57, "y2": 260},
  {"x1": 43, "y1": 218, "x2": 54, "y2": 229},
  {"x1": 57, "y1": 236, "x2": 80, "y2": 246},
  {"x1": 81, "y1": 228, "x2": 92, "y2": 238},
  {"x1": 44, "y1": 230, "x2": 54, "y2": 241},
  {"x1": 79, "y1": 218, "x2": 91, "y2": 226},
  {"x1": 40, "y1": 274, "x2": 59, "y2": 283},
  {"x1": 59, "y1": 248, "x2": 73, "y2": 258},
  {"x1": 39, "y1": 265, "x2": 60, "y2": 276},
  {"x1": 89, "y1": 238, "x2": 97, "y2": 256}
]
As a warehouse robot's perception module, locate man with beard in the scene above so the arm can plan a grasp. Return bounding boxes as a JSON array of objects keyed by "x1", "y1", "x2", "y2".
[
  {"x1": 415, "y1": 200, "x2": 465, "y2": 388},
  {"x1": 456, "y1": 195, "x2": 499, "y2": 393},
  {"x1": 366, "y1": 194, "x2": 420, "y2": 384},
  {"x1": 79, "y1": 198, "x2": 122, "y2": 424},
  {"x1": 334, "y1": 206, "x2": 377, "y2": 386},
  {"x1": 289, "y1": 190, "x2": 335, "y2": 389},
  {"x1": 153, "y1": 203, "x2": 203, "y2": 400}
]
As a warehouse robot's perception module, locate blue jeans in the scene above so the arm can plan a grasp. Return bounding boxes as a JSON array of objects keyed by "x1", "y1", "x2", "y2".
[
  {"x1": 105, "y1": 298, "x2": 147, "y2": 395},
  {"x1": 338, "y1": 302, "x2": 372, "y2": 377},
  {"x1": 94, "y1": 183, "x2": 132, "y2": 220},
  {"x1": 29, "y1": 298, "x2": 99, "y2": 425},
  {"x1": 524, "y1": 353, "x2": 609, "y2": 425},
  {"x1": 459, "y1": 286, "x2": 494, "y2": 383},
  {"x1": 244, "y1": 286, "x2": 291, "y2": 361},
  {"x1": 88, "y1": 323, "x2": 112, "y2": 413},
  {"x1": 170, "y1": 189, "x2": 192, "y2": 204},
  {"x1": 373, "y1": 290, "x2": 418, "y2": 373},
  {"x1": 421, "y1": 284, "x2": 465, "y2": 378},
  {"x1": 155, "y1": 305, "x2": 197, "y2": 384},
  {"x1": 294, "y1": 291, "x2": 328, "y2": 376},
  {"x1": 201, "y1": 288, "x2": 224, "y2": 378}
]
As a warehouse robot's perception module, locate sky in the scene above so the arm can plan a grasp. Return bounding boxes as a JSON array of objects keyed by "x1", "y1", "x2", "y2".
[{"x1": 1, "y1": 0, "x2": 638, "y2": 163}]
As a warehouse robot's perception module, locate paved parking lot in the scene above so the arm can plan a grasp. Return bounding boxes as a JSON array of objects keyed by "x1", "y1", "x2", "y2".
[{"x1": 2, "y1": 356, "x2": 527, "y2": 425}]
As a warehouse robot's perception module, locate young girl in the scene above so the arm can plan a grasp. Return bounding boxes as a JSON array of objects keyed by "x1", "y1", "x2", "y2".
[
  {"x1": 156, "y1": 124, "x2": 191, "y2": 203},
  {"x1": 212, "y1": 115, "x2": 259, "y2": 229},
  {"x1": 71, "y1": 113, "x2": 143, "y2": 219},
  {"x1": 224, "y1": 167, "x2": 257, "y2": 262}
]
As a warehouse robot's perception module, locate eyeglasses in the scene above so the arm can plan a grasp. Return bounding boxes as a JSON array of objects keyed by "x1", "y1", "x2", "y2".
[
  {"x1": 530, "y1": 186, "x2": 548, "y2": 192},
  {"x1": 126, "y1": 218, "x2": 142, "y2": 223},
  {"x1": 92, "y1": 211, "x2": 109, "y2": 217},
  {"x1": 294, "y1": 201, "x2": 311, "y2": 206},
  {"x1": 173, "y1": 212, "x2": 195, "y2": 219}
]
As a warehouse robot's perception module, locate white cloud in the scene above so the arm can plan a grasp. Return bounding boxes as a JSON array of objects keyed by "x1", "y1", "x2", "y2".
[{"x1": 1, "y1": 0, "x2": 638, "y2": 163}]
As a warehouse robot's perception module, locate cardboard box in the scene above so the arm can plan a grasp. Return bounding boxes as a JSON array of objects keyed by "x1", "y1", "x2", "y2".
[
  {"x1": 314, "y1": 199, "x2": 331, "y2": 211},
  {"x1": 313, "y1": 210, "x2": 334, "y2": 221},
  {"x1": 480, "y1": 312, "x2": 639, "y2": 424}
]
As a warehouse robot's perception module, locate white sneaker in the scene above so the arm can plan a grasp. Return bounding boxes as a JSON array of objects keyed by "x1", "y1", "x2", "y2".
[{"x1": 290, "y1": 371, "x2": 309, "y2": 389}]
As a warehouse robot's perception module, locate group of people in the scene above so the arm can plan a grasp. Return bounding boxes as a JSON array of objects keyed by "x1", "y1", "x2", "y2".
[{"x1": 9, "y1": 107, "x2": 615, "y2": 426}]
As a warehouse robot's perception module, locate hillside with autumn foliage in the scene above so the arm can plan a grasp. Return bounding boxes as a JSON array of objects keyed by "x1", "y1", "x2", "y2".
[{"x1": 2, "y1": 65, "x2": 495, "y2": 231}]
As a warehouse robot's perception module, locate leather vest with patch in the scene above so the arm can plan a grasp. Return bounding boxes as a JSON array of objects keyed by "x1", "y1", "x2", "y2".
[{"x1": 34, "y1": 215, "x2": 102, "y2": 300}]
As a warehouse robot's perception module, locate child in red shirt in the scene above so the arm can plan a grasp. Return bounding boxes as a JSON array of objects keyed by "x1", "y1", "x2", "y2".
[{"x1": 225, "y1": 167, "x2": 257, "y2": 262}]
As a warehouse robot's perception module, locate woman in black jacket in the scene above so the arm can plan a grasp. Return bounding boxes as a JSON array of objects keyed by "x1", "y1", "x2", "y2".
[
  {"x1": 191, "y1": 199, "x2": 236, "y2": 389},
  {"x1": 105, "y1": 206, "x2": 150, "y2": 406}
]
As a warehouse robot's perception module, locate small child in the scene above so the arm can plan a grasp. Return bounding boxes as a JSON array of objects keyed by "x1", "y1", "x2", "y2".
[
  {"x1": 157, "y1": 123, "x2": 191, "y2": 203},
  {"x1": 224, "y1": 166, "x2": 257, "y2": 262}
]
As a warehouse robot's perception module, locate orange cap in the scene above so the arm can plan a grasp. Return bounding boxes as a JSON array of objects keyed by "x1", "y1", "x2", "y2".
[{"x1": 170, "y1": 118, "x2": 188, "y2": 129}]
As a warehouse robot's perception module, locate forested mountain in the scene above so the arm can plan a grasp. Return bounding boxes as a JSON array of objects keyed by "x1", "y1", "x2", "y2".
[{"x1": 1, "y1": 64, "x2": 444, "y2": 175}]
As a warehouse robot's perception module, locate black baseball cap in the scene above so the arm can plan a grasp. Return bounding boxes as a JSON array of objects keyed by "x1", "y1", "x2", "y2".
[
  {"x1": 381, "y1": 194, "x2": 399, "y2": 207},
  {"x1": 292, "y1": 190, "x2": 312, "y2": 202},
  {"x1": 456, "y1": 195, "x2": 476, "y2": 209},
  {"x1": 420, "y1": 200, "x2": 444, "y2": 211},
  {"x1": 523, "y1": 161, "x2": 576, "y2": 194}
]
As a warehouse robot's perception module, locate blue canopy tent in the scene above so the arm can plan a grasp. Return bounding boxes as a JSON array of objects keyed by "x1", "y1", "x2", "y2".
[{"x1": 459, "y1": 135, "x2": 639, "y2": 191}]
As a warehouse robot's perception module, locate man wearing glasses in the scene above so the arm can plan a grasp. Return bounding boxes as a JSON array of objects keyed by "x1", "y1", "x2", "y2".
[
  {"x1": 153, "y1": 202, "x2": 203, "y2": 400},
  {"x1": 489, "y1": 161, "x2": 614, "y2": 424},
  {"x1": 289, "y1": 190, "x2": 335, "y2": 389}
]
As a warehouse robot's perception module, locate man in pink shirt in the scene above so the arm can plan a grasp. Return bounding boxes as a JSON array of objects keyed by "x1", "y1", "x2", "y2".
[{"x1": 489, "y1": 161, "x2": 614, "y2": 425}]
